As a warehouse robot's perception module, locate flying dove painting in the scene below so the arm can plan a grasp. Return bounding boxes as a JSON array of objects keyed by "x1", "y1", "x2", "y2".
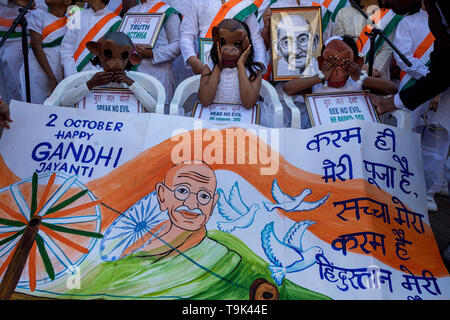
[
  {"x1": 261, "y1": 220, "x2": 323, "y2": 286},
  {"x1": 263, "y1": 179, "x2": 330, "y2": 213},
  {"x1": 216, "y1": 182, "x2": 260, "y2": 233}
]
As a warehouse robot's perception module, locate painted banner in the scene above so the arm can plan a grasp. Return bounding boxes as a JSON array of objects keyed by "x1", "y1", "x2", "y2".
[{"x1": 0, "y1": 101, "x2": 448, "y2": 300}]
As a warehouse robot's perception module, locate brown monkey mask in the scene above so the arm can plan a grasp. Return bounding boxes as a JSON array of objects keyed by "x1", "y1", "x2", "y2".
[
  {"x1": 86, "y1": 33, "x2": 142, "y2": 72},
  {"x1": 212, "y1": 19, "x2": 250, "y2": 68},
  {"x1": 317, "y1": 39, "x2": 364, "y2": 88}
]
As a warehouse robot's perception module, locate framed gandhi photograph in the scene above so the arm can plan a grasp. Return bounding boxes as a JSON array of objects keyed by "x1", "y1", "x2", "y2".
[
  {"x1": 305, "y1": 91, "x2": 380, "y2": 127},
  {"x1": 191, "y1": 102, "x2": 261, "y2": 125},
  {"x1": 119, "y1": 12, "x2": 165, "y2": 48},
  {"x1": 270, "y1": 6, "x2": 323, "y2": 81},
  {"x1": 76, "y1": 87, "x2": 143, "y2": 113},
  {"x1": 199, "y1": 38, "x2": 214, "y2": 64}
]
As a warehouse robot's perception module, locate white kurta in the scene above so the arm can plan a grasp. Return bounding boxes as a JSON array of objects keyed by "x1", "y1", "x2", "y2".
[
  {"x1": 128, "y1": 1, "x2": 181, "y2": 104},
  {"x1": 60, "y1": 6, "x2": 121, "y2": 77},
  {"x1": 179, "y1": 0, "x2": 267, "y2": 70},
  {"x1": 0, "y1": 0, "x2": 31, "y2": 103},
  {"x1": 57, "y1": 71, "x2": 157, "y2": 112},
  {"x1": 393, "y1": 9, "x2": 450, "y2": 196},
  {"x1": 19, "y1": 8, "x2": 67, "y2": 104},
  {"x1": 332, "y1": 6, "x2": 393, "y2": 79}
]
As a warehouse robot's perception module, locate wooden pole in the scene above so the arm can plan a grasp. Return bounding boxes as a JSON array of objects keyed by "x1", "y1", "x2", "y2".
[{"x1": 0, "y1": 216, "x2": 41, "y2": 300}]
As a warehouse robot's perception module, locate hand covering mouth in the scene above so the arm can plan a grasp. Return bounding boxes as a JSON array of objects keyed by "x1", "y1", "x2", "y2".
[{"x1": 175, "y1": 206, "x2": 203, "y2": 219}]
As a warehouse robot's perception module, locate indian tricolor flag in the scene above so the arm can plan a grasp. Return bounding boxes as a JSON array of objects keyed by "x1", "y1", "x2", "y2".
[
  {"x1": 205, "y1": 0, "x2": 264, "y2": 38},
  {"x1": 399, "y1": 32, "x2": 435, "y2": 91},
  {"x1": 357, "y1": 8, "x2": 403, "y2": 58},
  {"x1": 74, "y1": 12, "x2": 122, "y2": 72},
  {"x1": 41, "y1": 17, "x2": 67, "y2": 48},
  {"x1": 146, "y1": 1, "x2": 182, "y2": 24},
  {"x1": 315, "y1": 0, "x2": 349, "y2": 33}
]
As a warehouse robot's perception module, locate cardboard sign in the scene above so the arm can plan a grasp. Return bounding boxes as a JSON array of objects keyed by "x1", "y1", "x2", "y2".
[
  {"x1": 305, "y1": 91, "x2": 379, "y2": 127},
  {"x1": 76, "y1": 88, "x2": 142, "y2": 113},
  {"x1": 191, "y1": 102, "x2": 260, "y2": 125},
  {"x1": 119, "y1": 13, "x2": 165, "y2": 47},
  {"x1": 199, "y1": 38, "x2": 213, "y2": 64}
]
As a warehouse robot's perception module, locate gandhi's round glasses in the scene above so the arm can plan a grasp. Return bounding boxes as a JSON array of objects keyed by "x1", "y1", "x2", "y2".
[{"x1": 164, "y1": 184, "x2": 213, "y2": 205}]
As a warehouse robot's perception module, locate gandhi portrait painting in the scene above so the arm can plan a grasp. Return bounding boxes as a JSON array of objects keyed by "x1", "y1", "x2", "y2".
[{"x1": 270, "y1": 7, "x2": 322, "y2": 81}]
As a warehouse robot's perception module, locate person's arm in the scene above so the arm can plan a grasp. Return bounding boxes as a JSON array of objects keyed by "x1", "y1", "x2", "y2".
[
  {"x1": 60, "y1": 28, "x2": 78, "y2": 77},
  {"x1": 237, "y1": 45, "x2": 262, "y2": 109},
  {"x1": 246, "y1": 13, "x2": 267, "y2": 71},
  {"x1": 30, "y1": 30, "x2": 58, "y2": 92},
  {"x1": 198, "y1": 64, "x2": 221, "y2": 107},
  {"x1": 179, "y1": 0, "x2": 203, "y2": 74},
  {"x1": 0, "y1": 98, "x2": 12, "y2": 129},
  {"x1": 59, "y1": 72, "x2": 113, "y2": 106},
  {"x1": 151, "y1": 13, "x2": 181, "y2": 64},
  {"x1": 261, "y1": 7, "x2": 272, "y2": 50}
]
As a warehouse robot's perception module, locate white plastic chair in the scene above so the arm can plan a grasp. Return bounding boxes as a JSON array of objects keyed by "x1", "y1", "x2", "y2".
[
  {"x1": 283, "y1": 91, "x2": 411, "y2": 130},
  {"x1": 169, "y1": 75, "x2": 284, "y2": 127},
  {"x1": 44, "y1": 70, "x2": 166, "y2": 114}
]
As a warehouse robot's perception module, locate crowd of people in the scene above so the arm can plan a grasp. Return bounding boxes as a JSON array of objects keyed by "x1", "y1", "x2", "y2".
[{"x1": 0, "y1": 0, "x2": 449, "y2": 260}]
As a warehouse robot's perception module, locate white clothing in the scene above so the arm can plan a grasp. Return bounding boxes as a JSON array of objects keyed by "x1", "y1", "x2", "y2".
[
  {"x1": 128, "y1": 1, "x2": 181, "y2": 104},
  {"x1": 19, "y1": 9, "x2": 67, "y2": 104},
  {"x1": 165, "y1": 0, "x2": 191, "y2": 15},
  {"x1": 60, "y1": 6, "x2": 121, "y2": 77},
  {"x1": 57, "y1": 71, "x2": 157, "y2": 112},
  {"x1": 179, "y1": 0, "x2": 267, "y2": 70},
  {"x1": 205, "y1": 60, "x2": 274, "y2": 127},
  {"x1": 332, "y1": 6, "x2": 394, "y2": 79}
]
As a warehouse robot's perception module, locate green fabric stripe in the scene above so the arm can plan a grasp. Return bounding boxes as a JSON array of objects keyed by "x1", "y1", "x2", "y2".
[
  {"x1": 42, "y1": 35, "x2": 64, "y2": 48},
  {"x1": 41, "y1": 222, "x2": 103, "y2": 239},
  {"x1": 322, "y1": 10, "x2": 332, "y2": 32},
  {"x1": 76, "y1": 19, "x2": 122, "y2": 72},
  {"x1": 36, "y1": 234, "x2": 56, "y2": 280},
  {"x1": 367, "y1": 14, "x2": 403, "y2": 60},
  {"x1": 331, "y1": 0, "x2": 348, "y2": 21},
  {"x1": 401, "y1": 59, "x2": 431, "y2": 91},
  {"x1": 0, "y1": 30, "x2": 24, "y2": 39},
  {"x1": 0, "y1": 229, "x2": 24, "y2": 247},
  {"x1": 234, "y1": 3, "x2": 258, "y2": 21}
]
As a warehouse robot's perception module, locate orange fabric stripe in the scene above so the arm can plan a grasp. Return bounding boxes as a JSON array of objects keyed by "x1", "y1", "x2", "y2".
[
  {"x1": 28, "y1": 242, "x2": 37, "y2": 292},
  {"x1": 0, "y1": 202, "x2": 28, "y2": 225},
  {"x1": 205, "y1": 0, "x2": 243, "y2": 38},
  {"x1": 43, "y1": 200, "x2": 101, "y2": 219},
  {"x1": 40, "y1": 225, "x2": 89, "y2": 254},
  {"x1": 114, "y1": 4, "x2": 123, "y2": 15},
  {"x1": 263, "y1": 62, "x2": 272, "y2": 81},
  {"x1": 399, "y1": 32, "x2": 435, "y2": 81},
  {"x1": 36, "y1": 173, "x2": 56, "y2": 216},
  {"x1": 148, "y1": 1, "x2": 166, "y2": 13},
  {"x1": 0, "y1": 245, "x2": 18, "y2": 277},
  {"x1": 253, "y1": 0, "x2": 264, "y2": 7},
  {"x1": 322, "y1": 0, "x2": 333, "y2": 8},
  {"x1": 357, "y1": 8, "x2": 389, "y2": 52},
  {"x1": 73, "y1": 12, "x2": 118, "y2": 62},
  {"x1": 0, "y1": 19, "x2": 13, "y2": 28},
  {"x1": 0, "y1": 231, "x2": 17, "y2": 240},
  {"x1": 312, "y1": 1, "x2": 321, "y2": 7},
  {"x1": 41, "y1": 17, "x2": 67, "y2": 40}
]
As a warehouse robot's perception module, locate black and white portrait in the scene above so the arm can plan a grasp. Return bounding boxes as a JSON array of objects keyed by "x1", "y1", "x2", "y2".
[{"x1": 271, "y1": 7, "x2": 322, "y2": 81}]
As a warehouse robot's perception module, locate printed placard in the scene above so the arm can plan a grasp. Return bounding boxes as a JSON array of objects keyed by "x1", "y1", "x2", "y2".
[
  {"x1": 199, "y1": 38, "x2": 213, "y2": 64},
  {"x1": 191, "y1": 102, "x2": 260, "y2": 125},
  {"x1": 119, "y1": 12, "x2": 165, "y2": 47},
  {"x1": 305, "y1": 91, "x2": 379, "y2": 127},
  {"x1": 76, "y1": 87, "x2": 142, "y2": 113}
]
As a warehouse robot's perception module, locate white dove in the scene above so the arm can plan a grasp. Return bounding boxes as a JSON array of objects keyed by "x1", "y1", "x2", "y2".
[
  {"x1": 261, "y1": 220, "x2": 323, "y2": 286},
  {"x1": 216, "y1": 182, "x2": 260, "y2": 233},
  {"x1": 263, "y1": 179, "x2": 330, "y2": 213}
]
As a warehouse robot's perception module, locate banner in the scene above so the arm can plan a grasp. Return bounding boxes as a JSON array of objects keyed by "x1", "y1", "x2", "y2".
[{"x1": 0, "y1": 101, "x2": 448, "y2": 300}]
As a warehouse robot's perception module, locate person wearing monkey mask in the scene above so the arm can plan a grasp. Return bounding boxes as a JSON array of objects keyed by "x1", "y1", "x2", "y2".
[
  {"x1": 197, "y1": 19, "x2": 279, "y2": 126},
  {"x1": 55, "y1": 32, "x2": 157, "y2": 112}
]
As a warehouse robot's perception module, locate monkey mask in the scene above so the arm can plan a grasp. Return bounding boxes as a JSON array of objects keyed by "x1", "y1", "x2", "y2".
[
  {"x1": 317, "y1": 39, "x2": 364, "y2": 88},
  {"x1": 86, "y1": 32, "x2": 142, "y2": 72},
  {"x1": 212, "y1": 19, "x2": 250, "y2": 68}
]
